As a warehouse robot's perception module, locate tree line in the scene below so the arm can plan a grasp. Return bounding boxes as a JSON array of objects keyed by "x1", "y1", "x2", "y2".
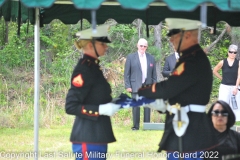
[{"x1": 0, "y1": 18, "x2": 239, "y2": 127}]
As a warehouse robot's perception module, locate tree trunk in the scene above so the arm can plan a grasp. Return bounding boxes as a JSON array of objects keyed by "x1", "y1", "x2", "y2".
[
  {"x1": 153, "y1": 22, "x2": 163, "y2": 82},
  {"x1": 137, "y1": 19, "x2": 142, "y2": 38},
  {"x1": 153, "y1": 23, "x2": 161, "y2": 48},
  {"x1": 204, "y1": 24, "x2": 228, "y2": 54}
]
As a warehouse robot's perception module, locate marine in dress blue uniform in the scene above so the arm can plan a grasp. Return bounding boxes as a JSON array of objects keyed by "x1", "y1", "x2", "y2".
[
  {"x1": 65, "y1": 25, "x2": 120, "y2": 160},
  {"x1": 138, "y1": 18, "x2": 218, "y2": 160}
]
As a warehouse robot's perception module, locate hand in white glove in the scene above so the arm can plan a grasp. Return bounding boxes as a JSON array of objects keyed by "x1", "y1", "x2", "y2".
[
  {"x1": 147, "y1": 99, "x2": 167, "y2": 113},
  {"x1": 99, "y1": 103, "x2": 121, "y2": 116}
]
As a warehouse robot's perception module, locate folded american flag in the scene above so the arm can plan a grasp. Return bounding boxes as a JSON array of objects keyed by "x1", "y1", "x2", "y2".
[{"x1": 114, "y1": 93, "x2": 155, "y2": 108}]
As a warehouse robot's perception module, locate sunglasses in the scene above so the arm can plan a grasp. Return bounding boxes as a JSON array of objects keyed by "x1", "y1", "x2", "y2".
[
  {"x1": 140, "y1": 45, "x2": 147, "y2": 48},
  {"x1": 211, "y1": 110, "x2": 228, "y2": 117},
  {"x1": 229, "y1": 51, "x2": 237, "y2": 54}
]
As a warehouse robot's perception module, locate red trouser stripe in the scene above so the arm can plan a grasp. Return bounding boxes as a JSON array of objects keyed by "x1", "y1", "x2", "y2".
[{"x1": 82, "y1": 143, "x2": 88, "y2": 160}]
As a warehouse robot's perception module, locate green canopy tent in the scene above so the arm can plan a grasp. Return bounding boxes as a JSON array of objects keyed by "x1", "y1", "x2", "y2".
[
  {"x1": 1, "y1": 1, "x2": 240, "y2": 159},
  {"x1": 1, "y1": 0, "x2": 240, "y2": 10},
  {"x1": 41, "y1": 4, "x2": 240, "y2": 26},
  {"x1": 1, "y1": 0, "x2": 240, "y2": 26}
]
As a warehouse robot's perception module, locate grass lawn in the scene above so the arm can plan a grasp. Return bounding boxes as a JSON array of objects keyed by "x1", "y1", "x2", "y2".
[{"x1": 0, "y1": 123, "x2": 166, "y2": 160}]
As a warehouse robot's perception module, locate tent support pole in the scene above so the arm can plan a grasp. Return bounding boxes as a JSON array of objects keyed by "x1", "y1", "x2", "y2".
[{"x1": 34, "y1": 7, "x2": 40, "y2": 160}]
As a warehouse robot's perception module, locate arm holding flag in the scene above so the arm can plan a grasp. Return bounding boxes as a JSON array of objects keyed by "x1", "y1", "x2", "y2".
[{"x1": 114, "y1": 93, "x2": 168, "y2": 113}]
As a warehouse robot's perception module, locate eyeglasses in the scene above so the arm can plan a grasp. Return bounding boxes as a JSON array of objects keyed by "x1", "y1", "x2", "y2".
[
  {"x1": 229, "y1": 51, "x2": 237, "y2": 54},
  {"x1": 140, "y1": 45, "x2": 147, "y2": 48},
  {"x1": 211, "y1": 110, "x2": 228, "y2": 117}
]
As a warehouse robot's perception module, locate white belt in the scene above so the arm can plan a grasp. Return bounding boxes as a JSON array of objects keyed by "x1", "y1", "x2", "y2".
[
  {"x1": 167, "y1": 104, "x2": 206, "y2": 137},
  {"x1": 167, "y1": 104, "x2": 206, "y2": 114}
]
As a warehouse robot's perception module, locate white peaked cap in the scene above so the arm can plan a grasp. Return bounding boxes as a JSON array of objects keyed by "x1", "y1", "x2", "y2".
[
  {"x1": 76, "y1": 24, "x2": 111, "y2": 43},
  {"x1": 165, "y1": 18, "x2": 202, "y2": 31}
]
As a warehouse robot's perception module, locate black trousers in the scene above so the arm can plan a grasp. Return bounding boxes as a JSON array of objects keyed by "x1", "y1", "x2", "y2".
[{"x1": 131, "y1": 93, "x2": 151, "y2": 129}]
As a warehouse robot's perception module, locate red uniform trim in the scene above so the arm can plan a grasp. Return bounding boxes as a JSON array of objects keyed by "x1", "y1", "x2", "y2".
[
  {"x1": 172, "y1": 62, "x2": 185, "y2": 76},
  {"x1": 82, "y1": 143, "x2": 88, "y2": 160},
  {"x1": 81, "y1": 106, "x2": 99, "y2": 117},
  {"x1": 72, "y1": 74, "x2": 84, "y2": 87}
]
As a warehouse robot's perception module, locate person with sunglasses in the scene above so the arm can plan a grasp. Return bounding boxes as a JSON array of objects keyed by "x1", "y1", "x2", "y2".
[
  {"x1": 207, "y1": 100, "x2": 240, "y2": 160},
  {"x1": 65, "y1": 24, "x2": 121, "y2": 160},
  {"x1": 124, "y1": 38, "x2": 157, "y2": 131},
  {"x1": 213, "y1": 44, "x2": 240, "y2": 121}
]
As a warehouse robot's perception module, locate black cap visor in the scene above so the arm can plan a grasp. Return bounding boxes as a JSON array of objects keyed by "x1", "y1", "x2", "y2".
[
  {"x1": 167, "y1": 29, "x2": 182, "y2": 37},
  {"x1": 94, "y1": 37, "x2": 111, "y2": 43}
]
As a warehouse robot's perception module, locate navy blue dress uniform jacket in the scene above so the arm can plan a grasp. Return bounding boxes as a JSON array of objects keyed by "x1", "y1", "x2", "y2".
[
  {"x1": 65, "y1": 54, "x2": 116, "y2": 143},
  {"x1": 138, "y1": 44, "x2": 218, "y2": 152}
]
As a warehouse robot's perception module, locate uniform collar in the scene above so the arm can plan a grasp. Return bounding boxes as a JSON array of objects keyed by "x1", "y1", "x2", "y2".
[
  {"x1": 180, "y1": 44, "x2": 201, "y2": 57},
  {"x1": 83, "y1": 54, "x2": 100, "y2": 64}
]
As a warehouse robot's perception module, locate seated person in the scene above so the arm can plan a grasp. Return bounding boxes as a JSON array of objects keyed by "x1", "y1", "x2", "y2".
[{"x1": 207, "y1": 100, "x2": 240, "y2": 160}]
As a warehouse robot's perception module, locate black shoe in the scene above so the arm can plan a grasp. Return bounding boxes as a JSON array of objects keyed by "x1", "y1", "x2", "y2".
[{"x1": 131, "y1": 127, "x2": 139, "y2": 131}]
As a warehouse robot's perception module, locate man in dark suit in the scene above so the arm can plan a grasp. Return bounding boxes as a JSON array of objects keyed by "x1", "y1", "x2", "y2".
[
  {"x1": 162, "y1": 49, "x2": 179, "y2": 78},
  {"x1": 124, "y1": 38, "x2": 157, "y2": 130}
]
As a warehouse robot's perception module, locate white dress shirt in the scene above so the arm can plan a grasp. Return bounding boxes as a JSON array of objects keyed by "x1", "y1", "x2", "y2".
[
  {"x1": 138, "y1": 52, "x2": 147, "y2": 83},
  {"x1": 175, "y1": 52, "x2": 179, "y2": 59}
]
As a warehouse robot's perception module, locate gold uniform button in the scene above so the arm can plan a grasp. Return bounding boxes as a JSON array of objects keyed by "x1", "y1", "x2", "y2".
[
  {"x1": 89, "y1": 110, "x2": 92, "y2": 114},
  {"x1": 83, "y1": 109, "x2": 87, "y2": 113}
]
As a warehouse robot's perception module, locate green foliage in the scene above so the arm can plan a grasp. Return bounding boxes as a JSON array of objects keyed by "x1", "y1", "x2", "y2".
[
  {"x1": 39, "y1": 19, "x2": 91, "y2": 85},
  {"x1": 1, "y1": 19, "x2": 240, "y2": 128},
  {"x1": 0, "y1": 23, "x2": 34, "y2": 68},
  {"x1": 110, "y1": 24, "x2": 137, "y2": 40},
  {"x1": 147, "y1": 46, "x2": 162, "y2": 60},
  {"x1": 111, "y1": 83, "x2": 125, "y2": 99},
  {"x1": 108, "y1": 24, "x2": 139, "y2": 61},
  {"x1": 113, "y1": 108, "x2": 132, "y2": 125},
  {"x1": 0, "y1": 79, "x2": 8, "y2": 106},
  {"x1": 201, "y1": 22, "x2": 233, "y2": 101},
  {"x1": 0, "y1": 17, "x2": 6, "y2": 46},
  {"x1": 231, "y1": 27, "x2": 240, "y2": 39}
]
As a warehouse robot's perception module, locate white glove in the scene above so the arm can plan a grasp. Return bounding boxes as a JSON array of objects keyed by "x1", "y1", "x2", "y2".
[
  {"x1": 147, "y1": 99, "x2": 167, "y2": 112},
  {"x1": 99, "y1": 103, "x2": 121, "y2": 116}
]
